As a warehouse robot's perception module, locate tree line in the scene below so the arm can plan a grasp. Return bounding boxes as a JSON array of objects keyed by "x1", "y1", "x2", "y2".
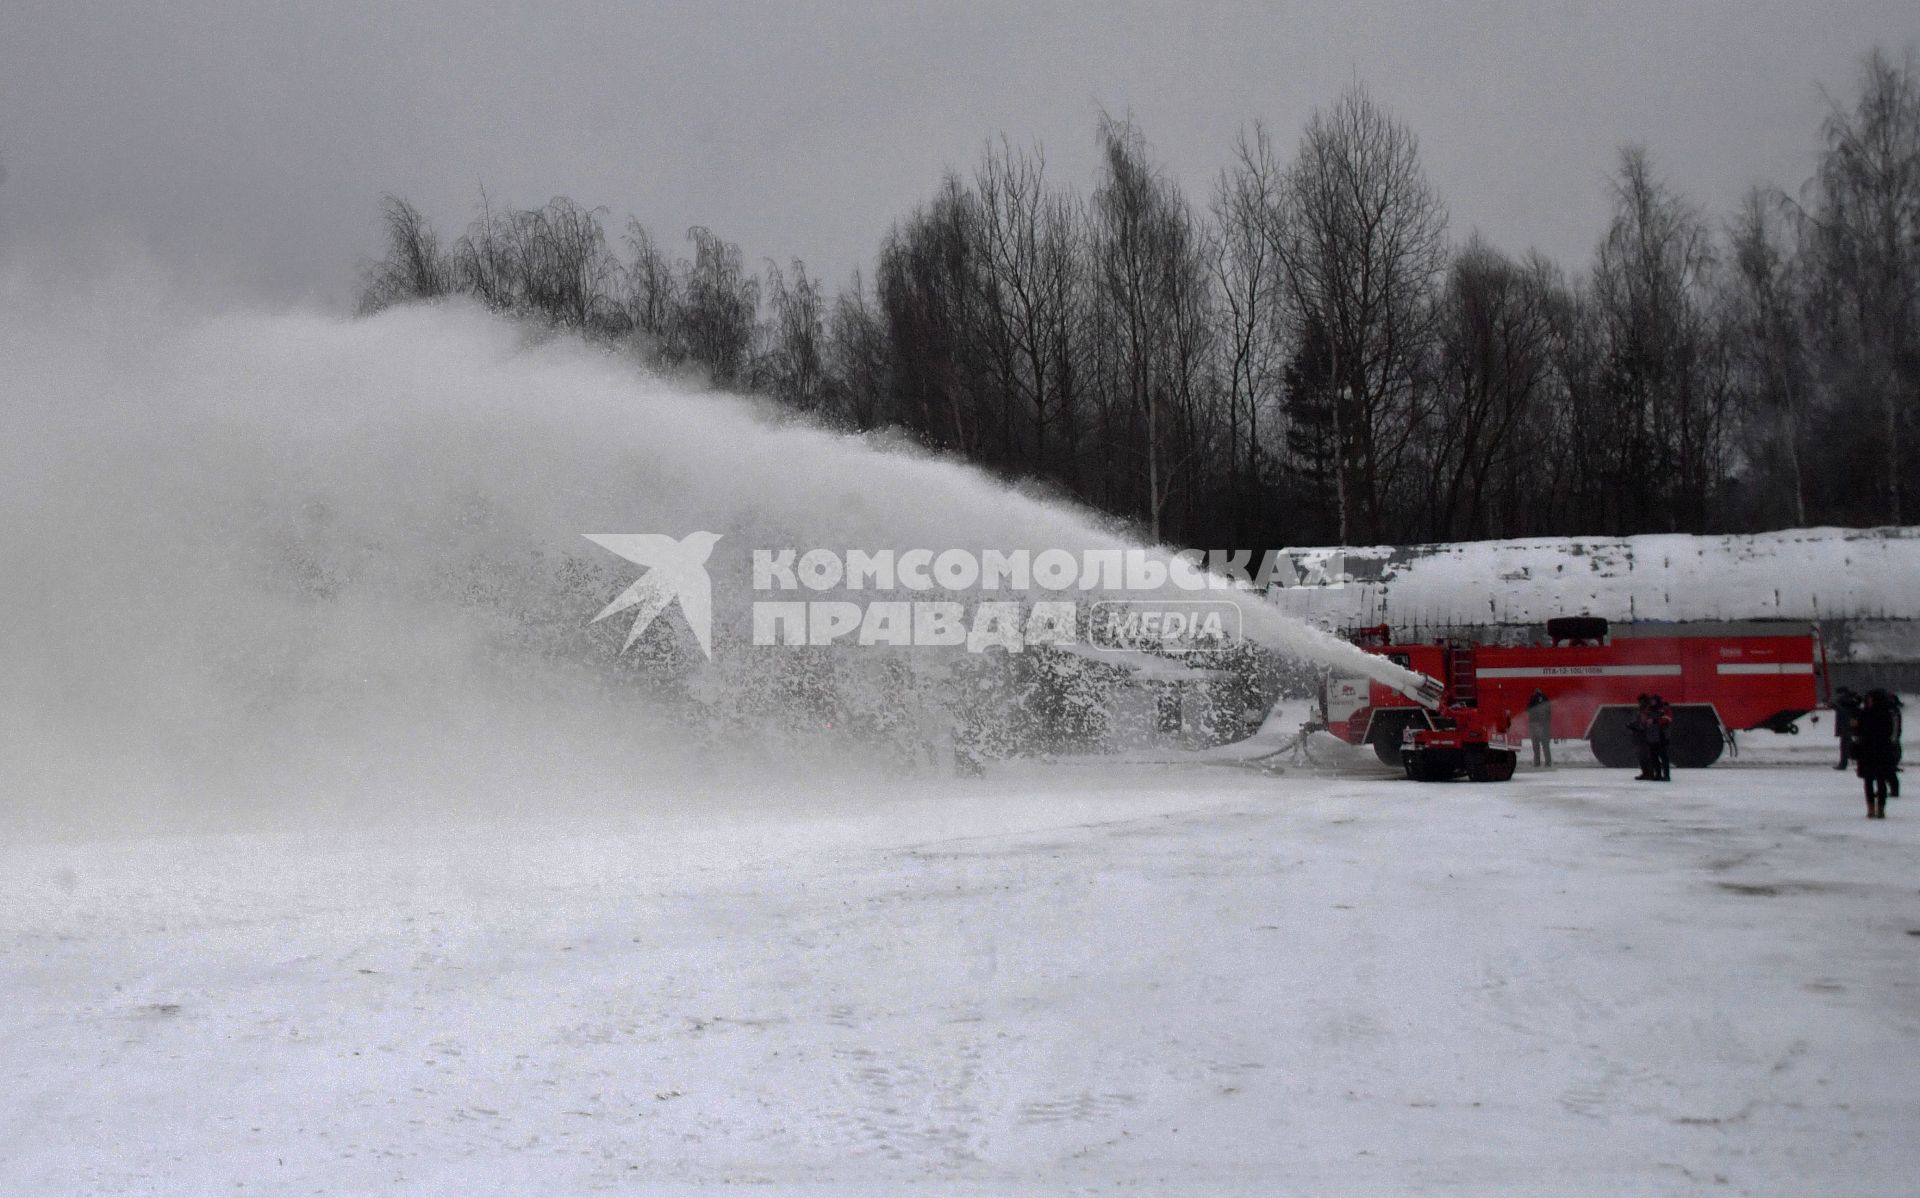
[{"x1": 360, "y1": 46, "x2": 1920, "y2": 548}]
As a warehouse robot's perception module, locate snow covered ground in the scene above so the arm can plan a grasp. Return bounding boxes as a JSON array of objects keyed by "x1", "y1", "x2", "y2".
[
  {"x1": 6, "y1": 755, "x2": 1917, "y2": 1196},
  {"x1": 12, "y1": 246, "x2": 1915, "y2": 1197}
]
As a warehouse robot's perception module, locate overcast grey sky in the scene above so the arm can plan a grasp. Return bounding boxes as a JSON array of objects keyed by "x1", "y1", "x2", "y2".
[{"x1": 3, "y1": 1, "x2": 1915, "y2": 306}]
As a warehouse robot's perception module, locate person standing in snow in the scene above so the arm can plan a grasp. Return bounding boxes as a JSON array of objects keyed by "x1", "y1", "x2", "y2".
[
  {"x1": 1648, "y1": 694, "x2": 1674, "y2": 781},
  {"x1": 1630, "y1": 694, "x2": 1655, "y2": 780},
  {"x1": 1832, "y1": 687, "x2": 1862, "y2": 770},
  {"x1": 1854, "y1": 689, "x2": 1899, "y2": 818},
  {"x1": 1632, "y1": 695, "x2": 1672, "y2": 782},
  {"x1": 1869, "y1": 690, "x2": 1901, "y2": 799},
  {"x1": 1886, "y1": 693, "x2": 1902, "y2": 798},
  {"x1": 1527, "y1": 688, "x2": 1553, "y2": 768}
]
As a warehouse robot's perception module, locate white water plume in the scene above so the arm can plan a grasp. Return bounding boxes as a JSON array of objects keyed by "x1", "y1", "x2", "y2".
[{"x1": 0, "y1": 268, "x2": 1426, "y2": 832}]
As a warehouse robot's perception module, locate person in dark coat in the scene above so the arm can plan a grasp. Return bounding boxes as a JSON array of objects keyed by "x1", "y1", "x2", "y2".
[
  {"x1": 1526, "y1": 688, "x2": 1553, "y2": 768},
  {"x1": 1884, "y1": 693, "x2": 1902, "y2": 798},
  {"x1": 1833, "y1": 687, "x2": 1862, "y2": 770},
  {"x1": 1630, "y1": 694, "x2": 1655, "y2": 780},
  {"x1": 1647, "y1": 694, "x2": 1674, "y2": 781},
  {"x1": 1854, "y1": 689, "x2": 1899, "y2": 818}
]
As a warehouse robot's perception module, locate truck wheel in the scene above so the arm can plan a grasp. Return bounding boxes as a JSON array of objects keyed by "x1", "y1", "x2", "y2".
[
  {"x1": 1668, "y1": 706, "x2": 1725, "y2": 769},
  {"x1": 1404, "y1": 752, "x2": 1445, "y2": 782},
  {"x1": 1467, "y1": 748, "x2": 1516, "y2": 783},
  {"x1": 1587, "y1": 707, "x2": 1641, "y2": 768},
  {"x1": 1367, "y1": 710, "x2": 1427, "y2": 767}
]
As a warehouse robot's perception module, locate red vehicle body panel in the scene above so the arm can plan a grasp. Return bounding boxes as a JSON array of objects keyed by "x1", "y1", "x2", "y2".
[{"x1": 1329, "y1": 631, "x2": 1819, "y2": 749}]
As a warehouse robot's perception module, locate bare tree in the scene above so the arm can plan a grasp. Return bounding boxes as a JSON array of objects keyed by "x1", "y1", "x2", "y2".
[
  {"x1": 358, "y1": 195, "x2": 449, "y2": 313},
  {"x1": 1724, "y1": 188, "x2": 1812, "y2": 526},
  {"x1": 520, "y1": 198, "x2": 616, "y2": 329},
  {"x1": 1163, "y1": 210, "x2": 1217, "y2": 539},
  {"x1": 877, "y1": 174, "x2": 986, "y2": 451},
  {"x1": 1591, "y1": 146, "x2": 1731, "y2": 532},
  {"x1": 826, "y1": 270, "x2": 891, "y2": 430},
  {"x1": 975, "y1": 138, "x2": 1081, "y2": 474},
  {"x1": 1210, "y1": 123, "x2": 1289, "y2": 543},
  {"x1": 1422, "y1": 239, "x2": 1561, "y2": 538},
  {"x1": 622, "y1": 218, "x2": 680, "y2": 347},
  {"x1": 1803, "y1": 46, "x2": 1920, "y2": 523},
  {"x1": 973, "y1": 140, "x2": 1090, "y2": 482},
  {"x1": 1091, "y1": 114, "x2": 1208, "y2": 541},
  {"x1": 453, "y1": 187, "x2": 511, "y2": 310},
  {"x1": 1268, "y1": 85, "x2": 1449, "y2": 544},
  {"x1": 760, "y1": 259, "x2": 827, "y2": 411},
  {"x1": 451, "y1": 193, "x2": 616, "y2": 329},
  {"x1": 675, "y1": 226, "x2": 759, "y2": 386}
]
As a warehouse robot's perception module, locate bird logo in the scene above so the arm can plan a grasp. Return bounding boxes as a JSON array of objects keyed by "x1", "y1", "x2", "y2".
[{"x1": 582, "y1": 531, "x2": 723, "y2": 658}]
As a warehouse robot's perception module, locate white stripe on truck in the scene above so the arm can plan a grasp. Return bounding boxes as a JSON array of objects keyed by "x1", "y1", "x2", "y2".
[
  {"x1": 1715, "y1": 662, "x2": 1814, "y2": 675},
  {"x1": 1476, "y1": 664, "x2": 1682, "y2": 678}
]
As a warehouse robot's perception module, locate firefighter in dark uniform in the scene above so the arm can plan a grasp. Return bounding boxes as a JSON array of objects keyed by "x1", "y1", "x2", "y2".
[
  {"x1": 1855, "y1": 689, "x2": 1900, "y2": 818},
  {"x1": 1526, "y1": 688, "x2": 1553, "y2": 768},
  {"x1": 1832, "y1": 687, "x2": 1862, "y2": 770},
  {"x1": 1630, "y1": 694, "x2": 1654, "y2": 780},
  {"x1": 1648, "y1": 694, "x2": 1674, "y2": 781},
  {"x1": 1631, "y1": 694, "x2": 1673, "y2": 781},
  {"x1": 1889, "y1": 693, "x2": 1903, "y2": 798}
]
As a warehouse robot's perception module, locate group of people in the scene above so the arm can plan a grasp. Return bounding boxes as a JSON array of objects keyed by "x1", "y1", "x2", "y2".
[
  {"x1": 1834, "y1": 687, "x2": 1903, "y2": 819},
  {"x1": 1520, "y1": 689, "x2": 1670, "y2": 779},
  {"x1": 1629, "y1": 693, "x2": 1675, "y2": 782},
  {"x1": 1515, "y1": 685, "x2": 1902, "y2": 812}
]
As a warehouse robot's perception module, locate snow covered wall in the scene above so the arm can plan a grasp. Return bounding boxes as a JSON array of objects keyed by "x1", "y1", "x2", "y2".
[{"x1": 1268, "y1": 528, "x2": 1920, "y2": 644}]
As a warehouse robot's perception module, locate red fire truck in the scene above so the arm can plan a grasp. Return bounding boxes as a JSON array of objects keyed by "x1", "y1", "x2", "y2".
[{"x1": 1321, "y1": 617, "x2": 1822, "y2": 780}]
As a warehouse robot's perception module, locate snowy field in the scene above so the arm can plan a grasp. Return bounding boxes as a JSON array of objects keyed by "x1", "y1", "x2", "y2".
[
  {"x1": 4, "y1": 286, "x2": 1916, "y2": 1193},
  {"x1": 6, "y1": 755, "x2": 1918, "y2": 1196}
]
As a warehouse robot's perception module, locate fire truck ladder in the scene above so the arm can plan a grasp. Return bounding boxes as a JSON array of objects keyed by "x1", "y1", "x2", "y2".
[{"x1": 1445, "y1": 641, "x2": 1479, "y2": 708}]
